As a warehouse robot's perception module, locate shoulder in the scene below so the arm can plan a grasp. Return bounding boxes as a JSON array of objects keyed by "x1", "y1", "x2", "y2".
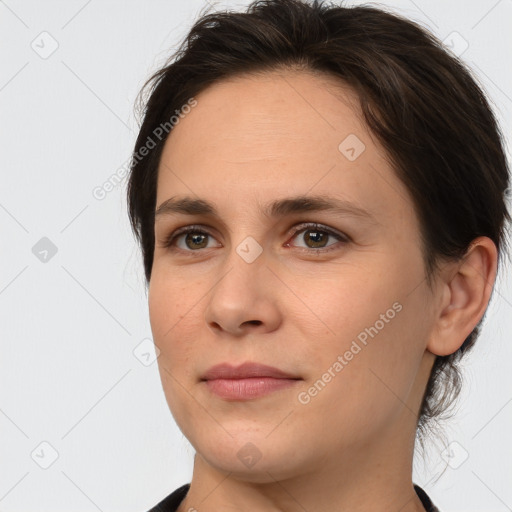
[
  {"x1": 145, "y1": 483, "x2": 190, "y2": 512},
  {"x1": 414, "y1": 484, "x2": 440, "y2": 512},
  {"x1": 145, "y1": 482, "x2": 438, "y2": 512}
]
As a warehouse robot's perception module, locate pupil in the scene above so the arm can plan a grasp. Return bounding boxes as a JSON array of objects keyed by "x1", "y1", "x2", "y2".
[
  {"x1": 186, "y1": 233, "x2": 207, "y2": 249},
  {"x1": 306, "y1": 229, "x2": 326, "y2": 248}
]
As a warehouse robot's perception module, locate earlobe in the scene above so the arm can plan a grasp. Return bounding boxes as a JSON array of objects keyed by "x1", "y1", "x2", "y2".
[{"x1": 426, "y1": 237, "x2": 498, "y2": 357}]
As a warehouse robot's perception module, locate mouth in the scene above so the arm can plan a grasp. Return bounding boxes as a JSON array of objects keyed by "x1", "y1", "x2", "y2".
[{"x1": 201, "y1": 361, "x2": 302, "y2": 401}]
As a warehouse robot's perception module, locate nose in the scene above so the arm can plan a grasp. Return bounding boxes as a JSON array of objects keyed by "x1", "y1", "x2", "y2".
[{"x1": 203, "y1": 250, "x2": 282, "y2": 337}]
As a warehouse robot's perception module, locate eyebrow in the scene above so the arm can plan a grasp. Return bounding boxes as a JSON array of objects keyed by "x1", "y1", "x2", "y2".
[{"x1": 155, "y1": 194, "x2": 379, "y2": 225}]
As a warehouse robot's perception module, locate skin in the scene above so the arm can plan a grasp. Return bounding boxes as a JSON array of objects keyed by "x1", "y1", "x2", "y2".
[{"x1": 148, "y1": 69, "x2": 497, "y2": 512}]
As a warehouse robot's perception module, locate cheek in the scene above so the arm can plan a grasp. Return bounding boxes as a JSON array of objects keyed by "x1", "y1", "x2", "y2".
[
  {"x1": 148, "y1": 261, "x2": 204, "y2": 332},
  {"x1": 303, "y1": 259, "x2": 425, "y2": 400},
  {"x1": 295, "y1": 263, "x2": 397, "y2": 348},
  {"x1": 299, "y1": 305, "x2": 423, "y2": 447},
  {"x1": 148, "y1": 276, "x2": 203, "y2": 425},
  {"x1": 148, "y1": 275, "x2": 200, "y2": 368}
]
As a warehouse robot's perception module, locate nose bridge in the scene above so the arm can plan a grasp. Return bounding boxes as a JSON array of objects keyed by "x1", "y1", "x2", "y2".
[
  {"x1": 203, "y1": 235, "x2": 281, "y2": 334},
  {"x1": 215, "y1": 234, "x2": 267, "y2": 298}
]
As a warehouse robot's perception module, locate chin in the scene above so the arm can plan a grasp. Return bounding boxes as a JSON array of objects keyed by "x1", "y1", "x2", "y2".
[{"x1": 194, "y1": 434, "x2": 311, "y2": 482}]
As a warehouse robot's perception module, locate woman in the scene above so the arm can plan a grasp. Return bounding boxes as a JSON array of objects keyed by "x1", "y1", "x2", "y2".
[{"x1": 126, "y1": 1, "x2": 510, "y2": 510}]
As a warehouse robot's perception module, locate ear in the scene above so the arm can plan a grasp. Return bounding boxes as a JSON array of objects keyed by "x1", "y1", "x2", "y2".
[{"x1": 427, "y1": 236, "x2": 498, "y2": 357}]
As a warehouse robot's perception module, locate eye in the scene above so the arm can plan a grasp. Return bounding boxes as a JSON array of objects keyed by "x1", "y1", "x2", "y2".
[
  {"x1": 160, "y1": 225, "x2": 219, "y2": 252},
  {"x1": 159, "y1": 222, "x2": 349, "y2": 254},
  {"x1": 285, "y1": 222, "x2": 349, "y2": 253}
]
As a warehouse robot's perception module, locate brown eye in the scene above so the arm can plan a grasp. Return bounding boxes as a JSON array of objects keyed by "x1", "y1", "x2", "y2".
[
  {"x1": 162, "y1": 225, "x2": 218, "y2": 252},
  {"x1": 161, "y1": 222, "x2": 348, "y2": 255},
  {"x1": 301, "y1": 229, "x2": 329, "y2": 248},
  {"x1": 286, "y1": 223, "x2": 349, "y2": 252},
  {"x1": 183, "y1": 232, "x2": 209, "y2": 250}
]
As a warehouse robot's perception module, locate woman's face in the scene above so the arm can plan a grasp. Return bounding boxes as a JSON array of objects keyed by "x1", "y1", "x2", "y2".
[{"x1": 149, "y1": 70, "x2": 438, "y2": 481}]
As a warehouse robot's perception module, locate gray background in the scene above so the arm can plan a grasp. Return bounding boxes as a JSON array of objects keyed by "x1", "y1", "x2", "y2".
[{"x1": 1, "y1": 0, "x2": 511, "y2": 510}]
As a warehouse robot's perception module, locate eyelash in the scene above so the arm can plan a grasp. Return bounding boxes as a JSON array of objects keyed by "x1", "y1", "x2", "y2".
[{"x1": 160, "y1": 222, "x2": 350, "y2": 255}]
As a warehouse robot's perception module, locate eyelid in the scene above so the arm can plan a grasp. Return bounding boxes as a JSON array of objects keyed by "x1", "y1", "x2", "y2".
[{"x1": 285, "y1": 222, "x2": 350, "y2": 244}]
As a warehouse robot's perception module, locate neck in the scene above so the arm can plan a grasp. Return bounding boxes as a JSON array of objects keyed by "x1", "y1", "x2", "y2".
[{"x1": 177, "y1": 410, "x2": 427, "y2": 512}]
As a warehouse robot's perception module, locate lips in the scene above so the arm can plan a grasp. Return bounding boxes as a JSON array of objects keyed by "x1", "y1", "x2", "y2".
[
  {"x1": 201, "y1": 362, "x2": 300, "y2": 381},
  {"x1": 201, "y1": 362, "x2": 302, "y2": 400}
]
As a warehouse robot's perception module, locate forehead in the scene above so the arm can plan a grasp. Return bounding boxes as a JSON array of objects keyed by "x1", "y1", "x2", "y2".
[
  {"x1": 160, "y1": 69, "x2": 366, "y2": 167},
  {"x1": 155, "y1": 69, "x2": 413, "y2": 228}
]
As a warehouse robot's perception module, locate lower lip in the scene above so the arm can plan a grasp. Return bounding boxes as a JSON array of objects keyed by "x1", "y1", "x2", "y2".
[{"x1": 204, "y1": 377, "x2": 300, "y2": 400}]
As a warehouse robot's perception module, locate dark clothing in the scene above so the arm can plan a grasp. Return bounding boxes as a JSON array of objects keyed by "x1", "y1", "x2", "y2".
[{"x1": 146, "y1": 482, "x2": 439, "y2": 511}]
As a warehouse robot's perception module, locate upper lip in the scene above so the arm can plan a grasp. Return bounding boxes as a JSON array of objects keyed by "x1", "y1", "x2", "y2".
[{"x1": 201, "y1": 362, "x2": 301, "y2": 380}]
